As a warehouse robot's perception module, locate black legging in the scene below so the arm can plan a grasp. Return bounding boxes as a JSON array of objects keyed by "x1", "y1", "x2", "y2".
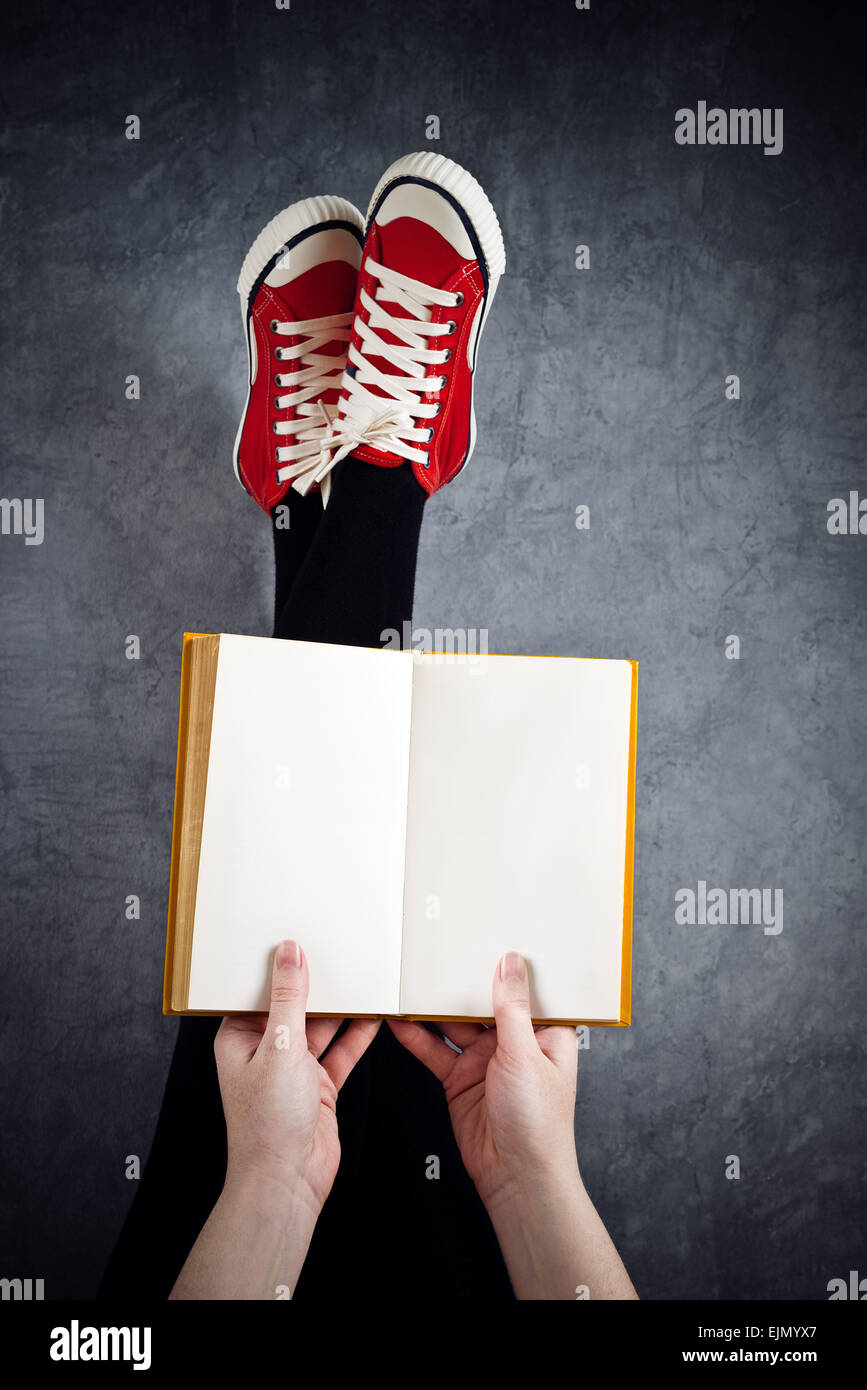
[{"x1": 98, "y1": 457, "x2": 514, "y2": 1299}]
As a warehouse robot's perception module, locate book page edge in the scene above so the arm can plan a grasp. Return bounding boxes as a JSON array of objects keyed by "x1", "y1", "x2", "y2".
[
  {"x1": 618, "y1": 659, "x2": 639, "y2": 1027},
  {"x1": 165, "y1": 1009, "x2": 625, "y2": 1024},
  {"x1": 163, "y1": 632, "x2": 219, "y2": 1015}
]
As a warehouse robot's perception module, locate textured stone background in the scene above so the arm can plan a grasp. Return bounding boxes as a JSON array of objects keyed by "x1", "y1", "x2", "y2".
[{"x1": 1, "y1": 0, "x2": 865, "y2": 1299}]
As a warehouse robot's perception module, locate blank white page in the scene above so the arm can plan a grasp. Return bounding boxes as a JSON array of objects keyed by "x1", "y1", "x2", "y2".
[
  {"x1": 188, "y1": 635, "x2": 413, "y2": 1013},
  {"x1": 399, "y1": 654, "x2": 633, "y2": 1021}
]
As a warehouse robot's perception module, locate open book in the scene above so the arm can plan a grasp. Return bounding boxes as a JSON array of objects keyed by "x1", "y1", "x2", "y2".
[{"x1": 164, "y1": 634, "x2": 638, "y2": 1024}]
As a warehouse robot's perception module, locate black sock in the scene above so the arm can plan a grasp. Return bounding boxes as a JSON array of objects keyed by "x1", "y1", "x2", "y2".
[
  {"x1": 273, "y1": 456, "x2": 427, "y2": 649},
  {"x1": 271, "y1": 489, "x2": 327, "y2": 627}
]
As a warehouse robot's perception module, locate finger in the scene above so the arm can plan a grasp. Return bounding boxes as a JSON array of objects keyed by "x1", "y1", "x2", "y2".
[
  {"x1": 262, "y1": 939, "x2": 309, "y2": 1052},
  {"x1": 387, "y1": 1017, "x2": 459, "y2": 1083},
  {"x1": 306, "y1": 1017, "x2": 343, "y2": 1058},
  {"x1": 491, "y1": 952, "x2": 536, "y2": 1059},
  {"x1": 438, "y1": 1021, "x2": 486, "y2": 1051},
  {"x1": 319, "y1": 1018, "x2": 382, "y2": 1090}
]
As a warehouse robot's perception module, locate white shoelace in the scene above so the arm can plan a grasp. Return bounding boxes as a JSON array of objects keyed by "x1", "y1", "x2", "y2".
[
  {"x1": 272, "y1": 311, "x2": 353, "y2": 507},
  {"x1": 279, "y1": 256, "x2": 463, "y2": 501}
]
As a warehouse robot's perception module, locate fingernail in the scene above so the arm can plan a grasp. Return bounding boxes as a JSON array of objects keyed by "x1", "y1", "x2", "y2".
[
  {"x1": 277, "y1": 940, "x2": 301, "y2": 969},
  {"x1": 501, "y1": 951, "x2": 526, "y2": 981}
]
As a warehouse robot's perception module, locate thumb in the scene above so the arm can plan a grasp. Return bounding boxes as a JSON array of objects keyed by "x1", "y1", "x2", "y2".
[
  {"x1": 263, "y1": 939, "x2": 309, "y2": 1054},
  {"x1": 492, "y1": 952, "x2": 536, "y2": 1059}
]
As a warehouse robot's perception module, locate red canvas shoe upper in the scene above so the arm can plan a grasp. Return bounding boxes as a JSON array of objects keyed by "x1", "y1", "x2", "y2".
[
  {"x1": 296, "y1": 156, "x2": 504, "y2": 501},
  {"x1": 234, "y1": 208, "x2": 363, "y2": 514}
]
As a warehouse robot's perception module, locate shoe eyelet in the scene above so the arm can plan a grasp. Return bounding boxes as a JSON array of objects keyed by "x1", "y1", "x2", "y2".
[
  {"x1": 453, "y1": 292, "x2": 464, "y2": 307},
  {"x1": 442, "y1": 348, "x2": 452, "y2": 362},
  {"x1": 270, "y1": 319, "x2": 280, "y2": 332},
  {"x1": 273, "y1": 396, "x2": 282, "y2": 410},
  {"x1": 422, "y1": 456, "x2": 431, "y2": 468},
  {"x1": 275, "y1": 348, "x2": 284, "y2": 361},
  {"x1": 272, "y1": 422, "x2": 280, "y2": 434},
  {"x1": 437, "y1": 376, "x2": 447, "y2": 391},
  {"x1": 425, "y1": 427, "x2": 434, "y2": 442},
  {"x1": 432, "y1": 402, "x2": 442, "y2": 416},
  {"x1": 445, "y1": 320, "x2": 457, "y2": 335}
]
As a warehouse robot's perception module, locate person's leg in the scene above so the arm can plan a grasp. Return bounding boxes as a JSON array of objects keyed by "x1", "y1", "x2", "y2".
[{"x1": 271, "y1": 489, "x2": 323, "y2": 622}]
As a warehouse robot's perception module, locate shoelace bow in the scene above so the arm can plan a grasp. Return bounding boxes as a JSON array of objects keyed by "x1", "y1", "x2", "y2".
[{"x1": 277, "y1": 256, "x2": 463, "y2": 504}]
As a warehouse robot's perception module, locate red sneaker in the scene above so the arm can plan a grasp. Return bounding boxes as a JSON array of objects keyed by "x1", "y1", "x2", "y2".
[
  {"x1": 233, "y1": 195, "x2": 364, "y2": 512},
  {"x1": 285, "y1": 153, "x2": 506, "y2": 500}
]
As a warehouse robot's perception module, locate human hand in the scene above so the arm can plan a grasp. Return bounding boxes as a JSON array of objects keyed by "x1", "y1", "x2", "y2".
[
  {"x1": 387, "y1": 952, "x2": 579, "y2": 1213},
  {"x1": 214, "y1": 939, "x2": 380, "y2": 1219}
]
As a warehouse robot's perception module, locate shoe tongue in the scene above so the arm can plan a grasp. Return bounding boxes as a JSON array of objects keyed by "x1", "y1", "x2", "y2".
[
  {"x1": 375, "y1": 216, "x2": 471, "y2": 288},
  {"x1": 273, "y1": 261, "x2": 355, "y2": 423},
  {"x1": 273, "y1": 259, "x2": 357, "y2": 321}
]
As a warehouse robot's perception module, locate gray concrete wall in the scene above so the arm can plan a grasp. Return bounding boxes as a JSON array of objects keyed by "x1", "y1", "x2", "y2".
[{"x1": 1, "y1": 0, "x2": 864, "y2": 1298}]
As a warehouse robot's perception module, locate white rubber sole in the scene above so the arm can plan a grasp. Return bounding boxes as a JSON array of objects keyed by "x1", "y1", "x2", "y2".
[
  {"x1": 365, "y1": 151, "x2": 506, "y2": 478},
  {"x1": 232, "y1": 195, "x2": 364, "y2": 490}
]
